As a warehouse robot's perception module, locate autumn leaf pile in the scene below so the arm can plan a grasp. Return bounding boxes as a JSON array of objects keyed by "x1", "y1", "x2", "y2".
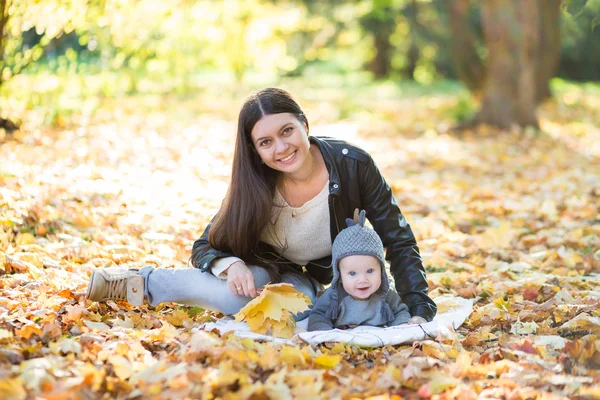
[{"x1": 0, "y1": 85, "x2": 599, "y2": 399}]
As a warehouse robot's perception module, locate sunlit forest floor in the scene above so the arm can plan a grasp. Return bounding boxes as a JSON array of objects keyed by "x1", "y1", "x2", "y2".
[{"x1": 1, "y1": 78, "x2": 599, "y2": 399}]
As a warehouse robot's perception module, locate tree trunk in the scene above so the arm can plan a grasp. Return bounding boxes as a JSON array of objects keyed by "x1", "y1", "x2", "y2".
[
  {"x1": 516, "y1": 0, "x2": 540, "y2": 126},
  {"x1": 536, "y1": 0, "x2": 561, "y2": 103},
  {"x1": 403, "y1": 0, "x2": 419, "y2": 80},
  {"x1": 362, "y1": 5, "x2": 396, "y2": 80},
  {"x1": 370, "y1": 34, "x2": 392, "y2": 79},
  {"x1": 473, "y1": 0, "x2": 540, "y2": 129},
  {"x1": 447, "y1": 0, "x2": 486, "y2": 93},
  {"x1": 0, "y1": 0, "x2": 8, "y2": 87},
  {"x1": 0, "y1": 0, "x2": 18, "y2": 134},
  {"x1": 405, "y1": 41, "x2": 419, "y2": 80}
]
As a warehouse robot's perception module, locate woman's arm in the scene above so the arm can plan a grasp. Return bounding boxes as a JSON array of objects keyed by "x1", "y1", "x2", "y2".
[
  {"x1": 191, "y1": 221, "x2": 236, "y2": 273},
  {"x1": 358, "y1": 156, "x2": 437, "y2": 322}
]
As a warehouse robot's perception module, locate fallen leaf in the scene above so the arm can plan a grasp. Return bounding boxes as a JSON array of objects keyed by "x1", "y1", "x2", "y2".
[
  {"x1": 0, "y1": 329, "x2": 13, "y2": 340},
  {"x1": 280, "y1": 345, "x2": 306, "y2": 367},
  {"x1": 83, "y1": 320, "x2": 110, "y2": 331},
  {"x1": 234, "y1": 283, "x2": 311, "y2": 338},
  {"x1": 510, "y1": 318, "x2": 539, "y2": 335},
  {"x1": 558, "y1": 313, "x2": 600, "y2": 335},
  {"x1": 0, "y1": 378, "x2": 27, "y2": 400},
  {"x1": 166, "y1": 309, "x2": 191, "y2": 327},
  {"x1": 313, "y1": 354, "x2": 342, "y2": 369},
  {"x1": 16, "y1": 233, "x2": 35, "y2": 246},
  {"x1": 475, "y1": 222, "x2": 517, "y2": 249},
  {"x1": 108, "y1": 355, "x2": 133, "y2": 380},
  {"x1": 15, "y1": 325, "x2": 42, "y2": 340}
]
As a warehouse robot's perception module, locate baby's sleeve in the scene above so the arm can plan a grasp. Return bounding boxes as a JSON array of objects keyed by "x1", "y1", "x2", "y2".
[
  {"x1": 386, "y1": 291, "x2": 412, "y2": 326},
  {"x1": 307, "y1": 289, "x2": 335, "y2": 331}
]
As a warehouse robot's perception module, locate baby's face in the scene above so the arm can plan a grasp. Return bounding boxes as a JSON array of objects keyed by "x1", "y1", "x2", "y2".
[{"x1": 338, "y1": 255, "x2": 382, "y2": 300}]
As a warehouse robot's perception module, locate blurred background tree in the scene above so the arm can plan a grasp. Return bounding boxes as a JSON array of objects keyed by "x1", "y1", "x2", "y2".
[{"x1": 0, "y1": 0, "x2": 598, "y2": 131}]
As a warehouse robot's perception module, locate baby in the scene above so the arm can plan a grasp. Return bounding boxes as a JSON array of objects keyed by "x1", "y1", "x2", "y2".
[{"x1": 308, "y1": 209, "x2": 416, "y2": 331}]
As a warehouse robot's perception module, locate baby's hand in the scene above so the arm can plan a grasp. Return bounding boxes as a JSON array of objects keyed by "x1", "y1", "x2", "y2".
[{"x1": 407, "y1": 316, "x2": 427, "y2": 325}]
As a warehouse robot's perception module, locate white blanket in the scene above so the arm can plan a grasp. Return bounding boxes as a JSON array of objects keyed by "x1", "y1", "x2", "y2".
[{"x1": 198, "y1": 295, "x2": 473, "y2": 347}]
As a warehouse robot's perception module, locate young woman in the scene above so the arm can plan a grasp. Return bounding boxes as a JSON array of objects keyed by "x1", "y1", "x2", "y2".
[{"x1": 87, "y1": 88, "x2": 437, "y2": 323}]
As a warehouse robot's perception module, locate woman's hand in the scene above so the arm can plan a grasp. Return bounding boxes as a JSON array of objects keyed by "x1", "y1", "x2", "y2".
[
  {"x1": 226, "y1": 261, "x2": 258, "y2": 297},
  {"x1": 407, "y1": 316, "x2": 427, "y2": 325}
]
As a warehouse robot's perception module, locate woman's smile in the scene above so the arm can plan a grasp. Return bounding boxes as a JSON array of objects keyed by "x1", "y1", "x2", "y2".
[{"x1": 277, "y1": 150, "x2": 297, "y2": 164}]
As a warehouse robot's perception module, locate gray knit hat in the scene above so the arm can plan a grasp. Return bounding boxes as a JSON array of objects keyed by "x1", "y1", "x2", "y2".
[{"x1": 326, "y1": 209, "x2": 393, "y2": 321}]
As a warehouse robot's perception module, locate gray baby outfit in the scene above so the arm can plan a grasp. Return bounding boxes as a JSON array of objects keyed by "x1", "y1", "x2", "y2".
[{"x1": 308, "y1": 210, "x2": 411, "y2": 331}]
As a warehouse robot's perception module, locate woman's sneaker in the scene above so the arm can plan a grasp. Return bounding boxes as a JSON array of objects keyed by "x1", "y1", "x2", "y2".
[{"x1": 86, "y1": 267, "x2": 145, "y2": 305}]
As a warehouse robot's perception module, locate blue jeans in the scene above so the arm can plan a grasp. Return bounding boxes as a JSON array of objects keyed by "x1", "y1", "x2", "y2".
[{"x1": 139, "y1": 266, "x2": 322, "y2": 320}]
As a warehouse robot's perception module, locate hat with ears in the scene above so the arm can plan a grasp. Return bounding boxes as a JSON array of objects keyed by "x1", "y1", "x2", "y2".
[{"x1": 325, "y1": 209, "x2": 393, "y2": 321}]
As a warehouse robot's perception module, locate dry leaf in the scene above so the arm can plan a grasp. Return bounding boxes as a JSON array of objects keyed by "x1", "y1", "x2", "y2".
[
  {"x1": 558, "y1": 313, "x2": 600, "y2": 335},
  {"x1": 280, "y1": 345, "x2": 306, "y2": 367},
  {"x1": 234, "y1": 283, "x2": 311, "y2": 338},
  {"x1": 475, "y1": 222, "x2": 517, "y2": 249},
  {"x1": 510, "y1": 318, "x2": 539, "y2": 335},
  {"x1": 313, "y1": 354, "x2": 342, "y2": 369},
  {"x1": 83, "y1": 320, "x2": 110, "y2": 331},
  {"x1": 0, "y1": 378, "x2": 27, "y2": 400},
  {"x1": 108, "y1": 355, "x2": 133, "y2": 380}
]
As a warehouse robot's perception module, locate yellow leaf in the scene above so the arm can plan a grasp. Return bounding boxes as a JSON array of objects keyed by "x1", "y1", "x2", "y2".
[
  {"x1": 246, "y1": 312, "x2": 269, "y2": 334},
  {"x1": 313, "y1": 354, "x2": 342, "y2": 369},
  {"x1": 78, "y1": 363, "x2": 105, "y2": 391},
  {"x1": 0, "y1": 378, "x2": 26, "y2": 400},
  {"x1": 579, "y1": 385, "x2": 600, "y2": 398},
  {"x1": 280, "y1": 345, "x2": 306, "y2": 367},
  {"x1": 287, "y1": 370, "x2": 325, "y2": 397},
  {"x1": 329, "y1": 342, "x2": 346, "y2": 354},
  {"x1": 234, "y1": 283, "x2": 311, "y2": 338},
  {"x1": 493, "y1": 297, "x2": 512, "y2": 312},
  {"x1": 73, "y1": 213, "x2": 94, "y2": 228},
  {"x1": 421, "y1": 342, "x2": 458, "y2": 360},
  {"x1": 558, "y1": 313, "x2": 600, "y2": 335},
  {"x1": 13, "y1": 252, "x2": 43, "y2": 268},
  {"x1": 15, "y1": 325, "x2": 42, "y2": 340},
  {"x1": 475, "y1": 222, "x2": 516, "y2": 250},
  {"x1": 420, "y1": 371, "x2": 460, "y2": 395},
  {"x1": 271, "y1": 319, "x2": 294, "y2": 339},
  {"x1": 166, "y1": 309, "x2": 191, "y2": 327},
  {"x1": 108, "y1": 355, "x2": 133, "y2": 380},
  {"x1": 16, "y1": 233, "x2": 35, "y2": 245}
]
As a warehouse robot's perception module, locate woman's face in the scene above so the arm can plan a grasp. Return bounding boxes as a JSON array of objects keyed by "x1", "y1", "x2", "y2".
[{"x1": 250, "y1": 113, "x2": 310, "y2": 174}]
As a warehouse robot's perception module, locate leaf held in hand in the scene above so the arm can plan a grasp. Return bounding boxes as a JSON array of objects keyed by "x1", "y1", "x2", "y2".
[{"x1": 234, "y1": 283, "x2": 311, "y2": 338}]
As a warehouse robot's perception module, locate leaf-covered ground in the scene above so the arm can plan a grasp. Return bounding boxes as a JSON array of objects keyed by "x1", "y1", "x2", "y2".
[{"x1": 1, "y1": 83, "x2": 599, "y2": 399}]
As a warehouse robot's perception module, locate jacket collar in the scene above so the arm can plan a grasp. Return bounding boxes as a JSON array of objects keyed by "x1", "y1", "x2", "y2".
[{"x1": 310, "y1": 136, "x2": 341, "y2": 196}]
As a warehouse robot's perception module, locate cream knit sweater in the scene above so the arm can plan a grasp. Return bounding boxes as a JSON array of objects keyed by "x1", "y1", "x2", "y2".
[{"x1": 211, "y1": 182, "x2": 332, "y2": 279}]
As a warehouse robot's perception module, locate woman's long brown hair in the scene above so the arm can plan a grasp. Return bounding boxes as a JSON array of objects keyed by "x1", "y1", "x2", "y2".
[{"x1": 202, "y1": 88, "x2": 309, "y2": 263}]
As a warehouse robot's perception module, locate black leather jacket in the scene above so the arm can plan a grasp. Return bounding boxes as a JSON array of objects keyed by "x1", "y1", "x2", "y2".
[{"x1": 192, "y1": 136, "x2": 437, "y2": 321}]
